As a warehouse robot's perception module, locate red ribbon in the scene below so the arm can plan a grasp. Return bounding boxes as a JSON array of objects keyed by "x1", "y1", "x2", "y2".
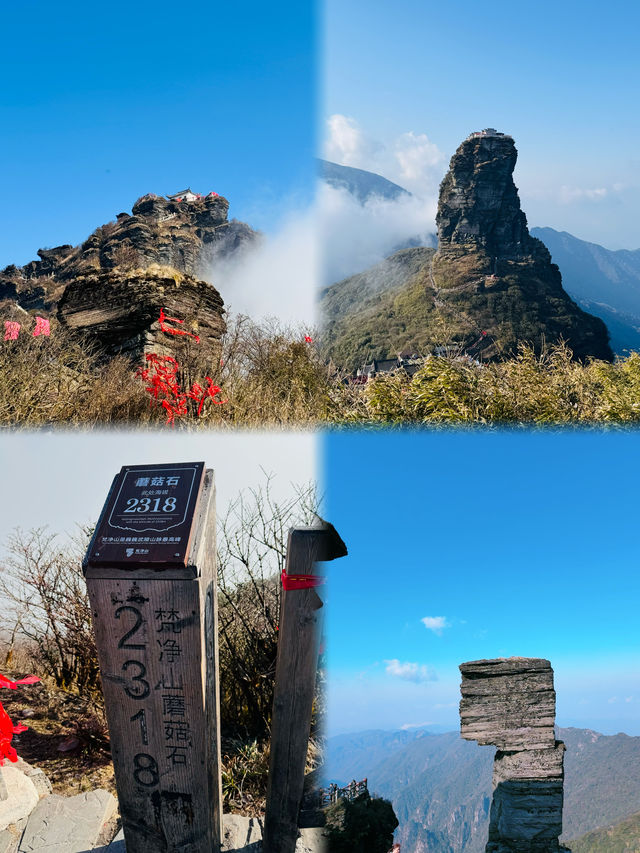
[
  {"x1": 158, "y1": 308, "x2": 200, "y2": 343},
  {"x1": 281, "y1": 569, "x2": 326, "y2": 590},
  {"x1": 0, "y1": 674, "x2": 40, "y2": 690},
  {"x1": 0, "y1": 671, "x2": 39, "y2": 765}
]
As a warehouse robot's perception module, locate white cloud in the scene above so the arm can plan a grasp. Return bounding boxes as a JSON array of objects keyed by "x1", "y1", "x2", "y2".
[
  {"x1": 320, "y1": 116, "x2": 446, "y2": 285},
  {"x1": 401, "y1": 720, "x2": 435, "y2": 730},
  {"x1": 559, "y1": 185, "x2": 608, "y2": 204},
  {"x1": 324, "y1": 114, "x2": 445, "y2": 196},
  {"x1": 421, "y1": 616, "x2": 451, "y2": 636},
  {"x1": 325, "y1": 114, "x2": 378, "y2": 168},
  {"x1": 319, "y1": 182, "x2": 436, "y2": 285},
  {"x1": 395, "y1": 131, "x2": 444, "y2": 184},
  {"x1": 384, "y1": 659, "x2": 437, "y2": 684},
  {"x1": 206, "y1": 207, "x2": 317, "y2": 325}
]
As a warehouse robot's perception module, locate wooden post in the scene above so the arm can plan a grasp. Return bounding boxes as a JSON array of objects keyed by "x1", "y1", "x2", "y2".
[
  {"x1": 84, "y1": 462, "x2": 221, "y2": 853},
  {"x1": 263, "y1": 523, "x2": 347, "y2": 853}
]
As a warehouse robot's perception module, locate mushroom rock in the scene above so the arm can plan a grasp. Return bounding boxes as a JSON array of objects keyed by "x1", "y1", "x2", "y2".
[{"x1": 459, "y1": 657, "x2": 570, "y2": 853}]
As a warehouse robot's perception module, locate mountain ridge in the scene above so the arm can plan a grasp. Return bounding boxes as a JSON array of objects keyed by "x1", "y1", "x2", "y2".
[{"x1": 327, "y1": 725, "x2": 640, "y2": 853}]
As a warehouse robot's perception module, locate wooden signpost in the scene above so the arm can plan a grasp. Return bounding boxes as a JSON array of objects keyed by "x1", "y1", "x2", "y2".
[
  {"x1": 84, "y1": 462, "x2": 221, "y2": 853},
  {"x1": 263, "y1": 523, "x2": 347, "y2": 853}
]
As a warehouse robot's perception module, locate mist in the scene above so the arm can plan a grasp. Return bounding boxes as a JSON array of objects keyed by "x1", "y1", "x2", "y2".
[
  {"x1": 319, "y1": 182, "x2": 437, "y2": 286},
  {"x1": 205, "y1": 206, "x2": 318, "y2": 327}
]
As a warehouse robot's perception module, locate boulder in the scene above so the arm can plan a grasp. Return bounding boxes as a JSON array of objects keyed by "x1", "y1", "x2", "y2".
[{"x1": 58, "y1": 266, "x2": 225, "y2": 362}]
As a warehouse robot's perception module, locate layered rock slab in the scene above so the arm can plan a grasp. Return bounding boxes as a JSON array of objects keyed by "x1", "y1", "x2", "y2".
[
  {"x1": 460, "y1": 658, "x2": 556, "y2": 751},
  {"x1": 460, "y1": 657, "x2": 569, "y2": 853},
  {"x1": 57, "y1": 266, "x2": 225, "y2": 362}
]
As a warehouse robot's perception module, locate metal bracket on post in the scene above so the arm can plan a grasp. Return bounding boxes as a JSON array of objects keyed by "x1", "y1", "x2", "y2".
[
  {"x1": 263, "y1": 522, "x2": 347, "y2": 853},
  {"x1": 84, "y1": 462, "x2": 221, "y2": 853}
]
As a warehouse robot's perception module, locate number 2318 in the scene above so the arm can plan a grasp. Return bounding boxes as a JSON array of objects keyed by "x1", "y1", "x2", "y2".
[{"x1": 123, "y1": 497, "x2": 177, "y2": 513}]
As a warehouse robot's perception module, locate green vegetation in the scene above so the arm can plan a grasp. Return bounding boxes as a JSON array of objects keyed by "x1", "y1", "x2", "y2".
[
  {"x1": 358, "y1": 345, "x2": 640, "y2": 424},
  {"x1": 324, "y1": 792, "x2": 399, "y2": 853},
  {"x1": 321, "y1": 248, "x2": 437, "y2": 371},
  {"x1": 6, "y1": 300, "x2": 640, "y2": 425},
  {"x1": 321, "y1": 243, "x2": 612, "y2": 369},
  {"x1": 567, "y1": 811, "x2": 640, "y2": 852}
]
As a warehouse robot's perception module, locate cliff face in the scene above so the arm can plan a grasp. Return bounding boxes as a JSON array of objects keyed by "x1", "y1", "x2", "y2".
[
  {"x1": 58, "y1": 266, "x2": 225, "y2": 361},
  {"x1": 460, "y1": 657, "x2": 570, "y2": 853},
  {"x1": 437, "y1": 133, "x2": 533, "y2": 256},
  {"x1": 0, "y1": 192, "x2": 256, "y2": 360},
  {"x1": 433, "y1": 131, "x2": 613, "y2": 362}
]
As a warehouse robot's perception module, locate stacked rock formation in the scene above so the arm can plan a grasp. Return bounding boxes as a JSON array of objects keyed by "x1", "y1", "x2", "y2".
[
  {"x1": 0, "y1": 191, "x2": 257, "y2": 361},
  {"x1": 460, "y1": 658, "x2": 570, "y2": 852},
  {"x1": 433, "y1": 130, "x2": 613, "y2": 361}
]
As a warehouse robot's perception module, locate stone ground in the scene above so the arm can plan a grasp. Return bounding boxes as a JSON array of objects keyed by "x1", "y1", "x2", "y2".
[{"x1": 0, "y1": 764, "x2": 325, "y2": 853}]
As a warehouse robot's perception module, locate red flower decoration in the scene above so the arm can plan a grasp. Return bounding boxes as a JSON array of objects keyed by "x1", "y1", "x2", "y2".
[{"x1": 304, "y1": 335, "x2": 313, "y2": 343}]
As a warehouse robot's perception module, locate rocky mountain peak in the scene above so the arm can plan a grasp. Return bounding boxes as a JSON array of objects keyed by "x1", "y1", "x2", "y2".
[
  {"x1": 460, "y1": 657, "x2": 570, "y2": 853},
  {"x1": 437, "y1": 129, "x2": 535, "y2": 257},
  {"x1": 0, "y1": 190, "x2": 257, "y2": 306},
  {"x1": 0, "y1": 190, "x2": 257, "y2": 362},
  {"x1": 431, "y1": 130, "x2": 614, "y2": 361}
]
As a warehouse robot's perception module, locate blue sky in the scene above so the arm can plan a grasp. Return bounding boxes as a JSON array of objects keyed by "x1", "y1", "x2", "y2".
[
  {"x1": 323, "y1": 0, "x2": 640, "y2": 249},
  {"x1": 0, "y1": 432, "x2": 316, "y2": 550},
  {"x1": 0, "y1": 1, "x2": 316, "y2": 267},
  {"x1": 324, "y1": 429, "x2": 640, "y2": 737}
]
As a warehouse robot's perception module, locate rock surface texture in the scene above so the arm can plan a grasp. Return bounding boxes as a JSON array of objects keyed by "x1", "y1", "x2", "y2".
[
  {"x1": 460, "y1": 657, "x2": 570, "y2": 853},
  {"x1": 57, "y1": 266, "x2": 225, "y2": 361},
  {"x1": 0, "y1": 191, "x2": 256, "y2": 361},
  {"x1": 434, "y1": 131, "x2": 613, "y2": 361}
]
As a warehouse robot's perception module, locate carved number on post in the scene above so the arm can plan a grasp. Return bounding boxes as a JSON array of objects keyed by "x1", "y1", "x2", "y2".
[
  {"x1": 130, "y1": 709, "x2": 149, "y2": 745},
  {"x1": 133, "y1": 753, "x2": 159, "y2": 787},
  {"x1": 115, "y1": 606, "x2": 146, "y2": 649},
  {"x1": 122, "y1": 661, "x2": 150, "y2": 699},
  {"x1": 113, "y1": 603, "x2": 159, "y2": 787}
]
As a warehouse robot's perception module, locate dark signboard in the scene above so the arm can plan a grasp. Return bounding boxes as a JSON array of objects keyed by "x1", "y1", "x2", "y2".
[{"x1": 88, "y1": 462, "x2": 205, "y2": 568}]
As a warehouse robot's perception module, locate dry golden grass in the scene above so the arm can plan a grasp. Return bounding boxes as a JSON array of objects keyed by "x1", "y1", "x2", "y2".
[
  {"x1": 359, "y1": 343, "x2": 640, "y2": 424},
  {"x1": 4, "y1": 320, "x2": 640, "y2": 426}
]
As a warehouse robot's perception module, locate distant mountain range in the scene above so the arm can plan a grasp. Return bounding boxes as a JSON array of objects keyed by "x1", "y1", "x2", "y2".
[
  {"x1": 320, "y1": 161, "x2": 640, "y2": 357},
  {"x1": 318, "y1": 158, "x2": 411, "y2": 203},
  {"x1": 326, "y1": 728, "x2": 640, "y2": 853},
  {"x1": 326, "y1": 726, "x2": 640, "y2": 853},
  {"x1": 531, "y1": 227, "x2": 640, "y2": 355}
]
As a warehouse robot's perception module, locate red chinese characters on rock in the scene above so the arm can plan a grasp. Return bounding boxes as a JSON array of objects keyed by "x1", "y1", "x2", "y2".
[
  {"x1": 0, "y1": 671, "x2": 40, "y2": 766},
  {"x1": 3, "y1": 317, "x2": 52, "y2": 340},
  {"x1": 4, "y1": 321, "x2": 20, "y2": 341}
]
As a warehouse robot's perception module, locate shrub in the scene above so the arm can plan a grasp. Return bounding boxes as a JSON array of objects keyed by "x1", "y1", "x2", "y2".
[{"x1": 324, "y1": 793, "x2": 399, "y2": 853}]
